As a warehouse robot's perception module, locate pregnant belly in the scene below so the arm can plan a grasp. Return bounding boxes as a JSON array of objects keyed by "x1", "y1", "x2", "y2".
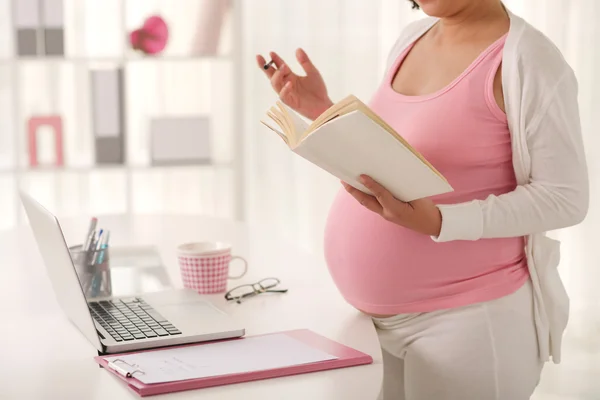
[{"x1": 323, "y1": 190, "x2": 527, "y2": 314}]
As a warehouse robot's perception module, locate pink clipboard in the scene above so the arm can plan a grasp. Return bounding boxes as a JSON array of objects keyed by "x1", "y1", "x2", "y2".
[{"x1": 94, "y1": 329, "x2": 373, "y2": 397}]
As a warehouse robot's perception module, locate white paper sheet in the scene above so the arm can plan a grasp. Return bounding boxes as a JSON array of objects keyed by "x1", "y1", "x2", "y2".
[{"x1": 104, "y1": 333, "x2": 338, "y2": 384}]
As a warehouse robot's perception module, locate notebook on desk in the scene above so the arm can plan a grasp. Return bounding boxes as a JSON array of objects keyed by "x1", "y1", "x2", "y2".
[{"x1": 95, "y1": 329, "x2": 373, "y2": 397}]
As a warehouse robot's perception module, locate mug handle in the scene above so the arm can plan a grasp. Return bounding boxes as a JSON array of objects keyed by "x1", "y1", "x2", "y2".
[{"x1": 229, "y1": 256, "x2": 248, "y2": 279}]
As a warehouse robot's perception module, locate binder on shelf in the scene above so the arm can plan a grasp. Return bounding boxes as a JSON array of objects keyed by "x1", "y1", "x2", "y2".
[
  {"x1": 95, "y1": 329, "x2": 373, "y2": 397},
  {"x1": 14, "y1": 0, "x2": 41, "y2": 56},
  {"x1": 41, "y1": 0, "x2": 65, "y2": 56},
  {"x1": 91, "y1": 68, "x2": 126, "y2": 164}
]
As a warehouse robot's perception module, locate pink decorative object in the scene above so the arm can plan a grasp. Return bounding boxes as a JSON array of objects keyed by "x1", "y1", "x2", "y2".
[
  {"x1": 129, "y1": 15, "x2": 169, "y2": 55},
  {"x1": 28, "y1": 115, "x2": 63, "y2": 167}
]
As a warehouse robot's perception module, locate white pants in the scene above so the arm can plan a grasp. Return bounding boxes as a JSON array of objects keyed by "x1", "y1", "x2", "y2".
[{"x1": 374, "y1": 279, "x2": 543, "y2": 400}]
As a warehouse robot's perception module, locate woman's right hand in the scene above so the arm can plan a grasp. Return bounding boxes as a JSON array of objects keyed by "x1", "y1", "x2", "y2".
[{"x1": 256, "y1": 48, "x2": 333, "y2": 121}]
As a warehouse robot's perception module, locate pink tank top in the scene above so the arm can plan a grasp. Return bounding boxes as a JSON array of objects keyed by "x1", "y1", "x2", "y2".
[{"x1": 323, "y1": 33, "x2": 529, "y2": 315}]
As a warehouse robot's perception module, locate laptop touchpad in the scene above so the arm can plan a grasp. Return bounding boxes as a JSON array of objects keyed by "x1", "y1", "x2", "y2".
[{"x1": 158, "y1": 303, "x2": 230, "y2": 332}]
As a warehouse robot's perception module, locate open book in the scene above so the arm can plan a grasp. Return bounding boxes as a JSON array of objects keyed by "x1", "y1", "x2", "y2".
[{"x1": 261, "y1": 95, "x2": 453, "y2": 202}]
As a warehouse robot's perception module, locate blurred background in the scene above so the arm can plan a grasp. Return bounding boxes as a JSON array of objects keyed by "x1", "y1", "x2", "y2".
[{"x1": 0, "y1": 0, "x2": 598, "y2": 398}]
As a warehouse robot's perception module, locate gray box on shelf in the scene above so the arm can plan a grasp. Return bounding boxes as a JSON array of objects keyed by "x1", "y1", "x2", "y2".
[
  {"x1": 150, "y1": 117, "x2": 212, "y2": 165},
  {"x1": 95, "y1": 138, "x2": 124, "y2": 164},
  {"x1": 91, "y1": 69, "x2": 126, "y2": 164},
  {"x1": 14, "y1": 0, "x2": 41, "y2": 56},
  {"x1": 42, "y1": 0, "x2": 64, "y2": 56},
  {"x1": 16, "y1": 29, "x2": 38, "y2": 56},
  {"x1": 43, "y1": 28, "x2": 64, "y2": 56}
]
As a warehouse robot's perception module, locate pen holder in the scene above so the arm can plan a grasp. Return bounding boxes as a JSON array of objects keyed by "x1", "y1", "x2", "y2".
[{"x1": 69, "y1": 244, "x2": 112, "y2": 299}]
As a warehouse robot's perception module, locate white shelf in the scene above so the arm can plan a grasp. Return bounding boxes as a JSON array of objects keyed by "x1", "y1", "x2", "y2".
[
  {"x1": 1, "y1": 0, "x2": 245, "y2": 228},
  {"x1": 0, "y1": 55, "x2": 233, "y2": 63},
  {"x1": 0, "y1": 163, "x2": 234, "y2": 174}
]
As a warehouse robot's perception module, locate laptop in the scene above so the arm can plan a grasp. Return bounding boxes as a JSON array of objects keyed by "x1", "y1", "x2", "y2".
[{"x1": 20, "y1": 191, "x2": 245, "y2": 354}]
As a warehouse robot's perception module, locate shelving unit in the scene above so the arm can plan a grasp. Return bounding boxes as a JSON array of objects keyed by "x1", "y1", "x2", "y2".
[
  {"x1": 0, "y1": 0, "x2": 245, "y2": 230},
  {"x1": 0, "y1": 55, "x2": 232, "y2": 62}
]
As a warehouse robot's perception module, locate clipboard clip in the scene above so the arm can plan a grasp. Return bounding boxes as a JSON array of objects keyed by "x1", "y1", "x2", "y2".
[{"x1": 107, "y1": 359, "x2": 146, "y2": 379}]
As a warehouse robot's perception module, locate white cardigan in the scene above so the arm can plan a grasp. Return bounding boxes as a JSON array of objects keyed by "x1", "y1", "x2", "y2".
[{"x1": 385, "y1": 9, "x2": 589, "y2": 363}]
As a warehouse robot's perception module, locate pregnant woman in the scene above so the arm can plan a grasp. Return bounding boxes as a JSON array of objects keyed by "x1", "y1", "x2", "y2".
[{"x1": 257, "y1": 0, "x2": 588, "y2": 399}]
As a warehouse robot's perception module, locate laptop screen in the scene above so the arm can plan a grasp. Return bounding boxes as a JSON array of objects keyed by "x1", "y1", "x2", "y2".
[{"x1": 20, "y1": 191, "x2": 103, "y2": 352}]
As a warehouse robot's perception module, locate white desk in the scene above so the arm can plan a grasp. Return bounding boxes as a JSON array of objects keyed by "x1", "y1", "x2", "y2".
[{"x1": 0, "y1": 215, "x2": 383, "y2": 400}]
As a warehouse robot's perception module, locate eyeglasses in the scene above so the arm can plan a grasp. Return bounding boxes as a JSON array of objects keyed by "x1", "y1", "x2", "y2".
[{"x1": 224, "y1": 277, "x2": 288, "y2": 304}]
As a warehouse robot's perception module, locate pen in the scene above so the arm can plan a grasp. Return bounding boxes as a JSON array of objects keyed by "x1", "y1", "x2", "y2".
[
  {"x1": 77, "y1": 218, "x2": 97, "y2": 265},
  {"x1": 97, "y1": 231, "x2": 110, "y2": 264},
  {"x1": 90, "y1": 229, "x2": 104, "y2": 297},
  {"x1": 83, "y1": 217, "x2": 97, "y2": 251},
  {"x1": 107, "y1": 362, "x2": 129, "y2": 377},
  {"x1": 84, "y1": 231, "x2": 97, "y2": 265},
  {"x1": 107, "y1": 361, "x2": 137, "y2": 378},
  {"x1": 263, "y1": 59, "x2": 274, "y2": 70},
  {"x1": 103, "y1": 231, "x2": 112, "y2": 293},
  {"x1": 91, "y1": 229, "x2": 103, "y2": 265},
  {"x1": 97, "y1": 231, "x2": 110, "y2": 294},
  {"x1": 84, "y1": 230, "x2": 95, "y2": 252}
]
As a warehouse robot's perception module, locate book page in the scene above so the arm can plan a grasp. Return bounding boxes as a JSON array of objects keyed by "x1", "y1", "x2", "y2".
[
  {"x1": 104, "y1": 333, "x2": 338, "y2": 384},
  {"x1": 307, "y1": 94, "x2": 359, "y2": 136},
  {"x1": 260, "y1": 120, "x2": 290, "y2": 146},
  {"x1": 279, "y1": 102, "x2": 310, "y2": 147}
]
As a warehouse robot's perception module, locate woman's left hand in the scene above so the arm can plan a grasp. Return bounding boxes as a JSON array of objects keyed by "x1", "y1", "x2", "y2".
[{"x1": 343, "y1": 175, "x2": 442, "y2": 236}]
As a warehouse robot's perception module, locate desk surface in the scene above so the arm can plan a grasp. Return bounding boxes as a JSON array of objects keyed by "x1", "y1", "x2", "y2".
[{"x1": 0, "y1": 214, "x2": 383, "y2": 400}]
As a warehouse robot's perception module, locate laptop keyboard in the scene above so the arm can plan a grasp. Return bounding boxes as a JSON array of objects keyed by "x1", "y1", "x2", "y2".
[{"x1": 89, "y1": 297, "x2": 182, "y2": 342}]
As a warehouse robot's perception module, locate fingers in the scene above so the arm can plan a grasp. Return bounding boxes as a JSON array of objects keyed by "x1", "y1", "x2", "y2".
[
  {"x1": 271, "y1": 69, "x2": 284, "y2": 92},
  {"x1": 360, "y1": 175, "x2": 396, "y2": 208},
  {"x1": 270, "y1": 65, "x2": 287, "y2": 93},
  {"x1": 279, "y1": 81, "x2": 294, "y2": 103},
  {"x1": 270, "y1": 51, "x2": 286, "y2": 69},
  {"x1": 342, "y1": 182, "x2": 383, "y2": 215},
  {"x1": 271, "y1": 64, "x2": 294, "y2": 94},
  {"x1": 257, "y1": 54, "x2": 277, "y2": 78},
  {"x1": 257, "y1": 52, "x2": 286, "y2": 78},
  {"x1": 258, "y1": 52, "x2": 296, "y2": 91},
  {"x1": 256, "y1": 54, "x2": 267, "y2": 68},
  {"x1": 296, "y1": 48, "x2": 320, "y2": 76}
]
